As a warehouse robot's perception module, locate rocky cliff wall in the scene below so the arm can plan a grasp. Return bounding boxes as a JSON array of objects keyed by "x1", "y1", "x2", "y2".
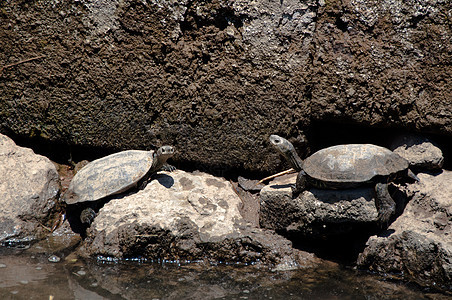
[{"x1": 1, "y1": 0, "x2": 450, "y2": 173}]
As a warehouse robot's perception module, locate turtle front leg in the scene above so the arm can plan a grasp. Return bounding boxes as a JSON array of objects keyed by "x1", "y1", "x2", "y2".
[
  {"x1": 374, "y1": 182, "x2": 396, "y2": 224},
  {"x1": 293, "y1": 170, "x2": 308, "y2": 196}
]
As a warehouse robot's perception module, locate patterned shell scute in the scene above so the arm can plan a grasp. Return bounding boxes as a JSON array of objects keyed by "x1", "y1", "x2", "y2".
[
  {"x1": 303, "y1": 144, "x2": 409, "y2": 183},
  {"x1": 64, "y1": 150, "x2": 154, "y2": 204}
]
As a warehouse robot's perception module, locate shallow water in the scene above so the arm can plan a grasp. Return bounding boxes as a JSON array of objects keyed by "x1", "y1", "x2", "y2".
[{"x1": 1, "y1": 243, "x2": 447, "y2": 300}]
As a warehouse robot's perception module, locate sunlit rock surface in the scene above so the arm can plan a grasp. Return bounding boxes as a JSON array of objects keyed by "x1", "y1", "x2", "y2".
[
  {"x1": 0, "y1": 134, "x2": 60, "y2": 243},
  {"x1": 358, "y1": 171, "x2": 452, "y2": 291},
  {"x1": 80, "y1": 170, "x2": 320, "y2": 268}
]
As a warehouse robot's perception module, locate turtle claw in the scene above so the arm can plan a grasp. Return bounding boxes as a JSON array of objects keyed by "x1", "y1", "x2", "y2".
[{"x1": 161, "y1": 164, "x2": 176, "y2": 172}]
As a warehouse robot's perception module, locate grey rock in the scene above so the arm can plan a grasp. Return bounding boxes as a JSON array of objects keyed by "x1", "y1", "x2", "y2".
[
  {"x1": 357, "y1": 171, "x2": 452, "y2": 291},
  {"x1": 259, "y1": 174, "x2": 379, "y2": 238},
  {"x1": 79, "y1": 170, "x2": 320, "y2": 269},
  {"x1": 238, "y1": 176, "x2": 265, "y2": 192},
  {"x1": 0, "y1": 134, "x2": 60, "y2": 243},
  {"x1": 391, "y1": 135, "x2": 444, "y2": 170}
]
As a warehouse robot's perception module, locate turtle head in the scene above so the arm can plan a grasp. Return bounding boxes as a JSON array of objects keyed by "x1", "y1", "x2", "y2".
[
  {"x1": 269, "y1": 135, "x2": 303, "y2": 171},
  {"x1": 155, "y1": 145, "x2": 175, "y2": 161},
  {"x1": 152, "y1": 145, "x2": 175, "y2": 170}
]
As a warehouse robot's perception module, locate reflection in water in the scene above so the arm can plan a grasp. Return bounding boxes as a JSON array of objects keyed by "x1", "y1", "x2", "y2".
[{"x1": 0, "y1": 246, "x2": 445, "y2": 299}]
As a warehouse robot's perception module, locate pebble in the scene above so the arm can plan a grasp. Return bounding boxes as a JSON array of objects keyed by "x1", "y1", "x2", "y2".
[
  {"x1": 48, "y1": 255, "x2": 61, "y2": 263},
  {"x1": 0, "y1": 263, "x2": 6, "y2": 268},
  {"x1": 77, "y1": 270, "x2": 86, "y2": 276},
  {"x1": 20, "y1": 280, "x2": 29, "y2": 284}
]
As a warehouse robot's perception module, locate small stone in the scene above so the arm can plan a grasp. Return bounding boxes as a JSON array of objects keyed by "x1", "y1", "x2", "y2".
[
  {"x1": 48, "y1": 255, "x2": 61, "y2": 263},
  {"x1": 0, "y1": 263, "x2": 6, "y2": 268},
  {"x1": 20, "y1": 280, "x2": 29, "y2": 284},
  {"x1": 77, "y1": 270, "x2": 86, "y2": 276}
]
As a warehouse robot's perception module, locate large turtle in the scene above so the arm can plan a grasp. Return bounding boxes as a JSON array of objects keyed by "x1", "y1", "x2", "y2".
[
  {"x1": 63, "y1": 146, "x2": 175, "y2": 225},
  {"x1": 269, "y1": 135, "x2": 419, "y2": 223}
]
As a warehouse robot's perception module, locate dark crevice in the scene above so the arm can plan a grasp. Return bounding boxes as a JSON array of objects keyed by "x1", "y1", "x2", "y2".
[
  {"x1": 1, "y1": 130, "x2": 267, "y2": 182},
  {"x1": 2, "y1": 119, "x2": 450, "y2": 180},
  {"x1": 289, "y1": 227, "x2": 377, "y2": 264},
  {"x1": 2, "y1": 130, "x2": 121, "y2": 165}
]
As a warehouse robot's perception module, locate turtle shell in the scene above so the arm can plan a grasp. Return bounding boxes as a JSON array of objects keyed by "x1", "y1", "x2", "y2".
[
  {"x1": 303, "y1": 144, "x2": 409, "y2": 183},
  {"x1": 63, "y1": 150, "x2": 154, "y2": 205}
]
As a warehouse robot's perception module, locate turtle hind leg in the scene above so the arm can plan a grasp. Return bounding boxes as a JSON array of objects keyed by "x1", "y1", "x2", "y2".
[
  {"x1": 374, "y1": 182, "x2": 396, "y2": 225},
  {"x1": 80, "y1": 207, "x2": 96, "y2": 225}
]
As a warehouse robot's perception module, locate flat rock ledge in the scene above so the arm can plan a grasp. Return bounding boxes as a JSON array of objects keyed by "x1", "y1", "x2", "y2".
[
  {"x1": 259, "y1": 174, "x2": 379, "y2": 238},
  {"x1": 357, "y1": 171, "x2": 452, "y2": 291},
  {"x1": 0, "y1": 134, "x2": 60, "y2": 243},
  {"x1": 79, "y1": 170, "x2": 320, "y2": 270}
]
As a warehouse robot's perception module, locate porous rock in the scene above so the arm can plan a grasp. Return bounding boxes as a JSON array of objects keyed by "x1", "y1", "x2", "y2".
[
  {"x1": 79, "y1": 170, "x2": 319, "y2": 269},
  {"x1": 1, "y1": 0, "x2": 450, "y2": 174},
  {"x1": 259, "y1": 174, "x2": 379, "y2": 238},
  {"x1": 357, "y1": 171, "x2": 452, "y2": 290},
  {"x1": 0, "y1": 134, "x2": 60, "y2": 243}
]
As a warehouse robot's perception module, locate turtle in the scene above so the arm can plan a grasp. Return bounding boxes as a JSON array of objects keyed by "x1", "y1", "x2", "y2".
[
  {"x1": 269, "y1": 135, "x2": 419, "y2": 223},
  {"x1": 63, "y1": 146, "x2": 175, "y2": 225}
]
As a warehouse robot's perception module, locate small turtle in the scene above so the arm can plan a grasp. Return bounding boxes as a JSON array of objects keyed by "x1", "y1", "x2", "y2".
[
  {"x1": 269, "y1": 135, "x2": 419, "y2": 223},
  {"x1": 63, "y1": 146, "x2": 175, "y2": 225}
]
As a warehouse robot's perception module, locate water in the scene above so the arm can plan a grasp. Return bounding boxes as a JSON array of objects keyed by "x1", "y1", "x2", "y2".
[{"x1": 0, "y1": 242, "x2": 446, "y2": 300}]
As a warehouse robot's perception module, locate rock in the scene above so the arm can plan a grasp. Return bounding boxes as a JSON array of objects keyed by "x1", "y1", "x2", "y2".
[
  {"x1": 237, "y1": 176, "x2": 265, "y2": 192},
  {"x1": 79, "y1": 170, "x2": 320, "y2": 269},
  {"x1": 0, "y1": 134, "x2": 60, "y2": 243},
  {"x1": 259, "y1": 173, "x2": 379, "y2": 238},
  {"x1": 357, "y1": 171, "x2": 452, "y2": 291},
  {"x1": 1, "y1": 0, "x2": 450, "y2": 174},
  {"x1": 391, "y1": 135, "x2": 444, "y2": 170}
]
